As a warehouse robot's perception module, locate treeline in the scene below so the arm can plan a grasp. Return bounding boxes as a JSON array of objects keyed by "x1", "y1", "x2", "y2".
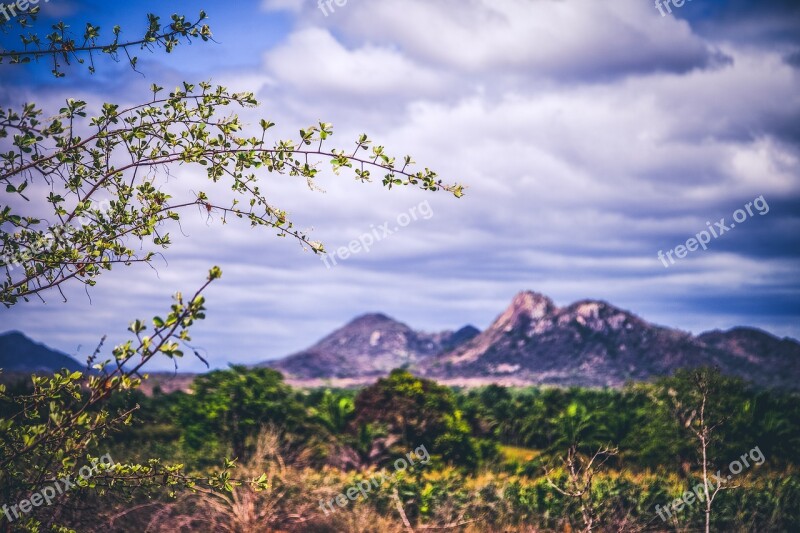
[
  {"x1": 456, "y1": 376, "x2": 800, "y2": 470},
  {"x1": 99, "y1": 366, "x2": 800, "y2": 473}
]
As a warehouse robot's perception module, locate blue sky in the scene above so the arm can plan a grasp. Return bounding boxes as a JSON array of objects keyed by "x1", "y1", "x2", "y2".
[{"x1": 1, "y1": 0, "x2": 799, "y2": 371}]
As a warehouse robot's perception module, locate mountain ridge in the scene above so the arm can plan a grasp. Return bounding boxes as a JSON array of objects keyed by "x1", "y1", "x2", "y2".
[
  {"x1": 262, "y1": 291, "x2": 800, "y2": 389},
  {"x1": 5, "y1": 293, "x2": 798, "y2": 389}
]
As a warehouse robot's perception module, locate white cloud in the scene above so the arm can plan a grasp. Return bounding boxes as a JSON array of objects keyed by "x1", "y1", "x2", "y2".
[
  {"x1": 320, "y1": 0, "x2": 716, "y2": 79},
  {"x1": 262, "y1": 28, "x2": 447, "y2": 97}
]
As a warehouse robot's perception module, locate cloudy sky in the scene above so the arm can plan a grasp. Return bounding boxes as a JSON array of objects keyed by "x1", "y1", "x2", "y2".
[{"x1": 1, "y1": 0, "x2": 799, "y2": 371}]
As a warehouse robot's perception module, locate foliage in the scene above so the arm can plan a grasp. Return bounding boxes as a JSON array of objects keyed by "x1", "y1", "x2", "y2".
[
  {"x1": 0, "y1": 10, "x2": 213, "y2": 77},
  {"x1": 352, "y1": 369, "x2": 494, "y2": 469},
  {"x1": 3, "y1": 363, "x2": 799, "y2": 531},
  {"x1": 456, "y1": 373, "x2": 800, "y2": 470},
  {"x1": 0, "y1": 269, "x2": 274, "y2": 532},
  {"x1": 176, "y1": 366, "x2": 313, "y2": 462}
]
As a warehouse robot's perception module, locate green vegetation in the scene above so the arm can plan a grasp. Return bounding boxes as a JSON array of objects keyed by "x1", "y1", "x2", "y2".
[{"x1": 5, "y1": 366, "x2": 796, "y2": 531}]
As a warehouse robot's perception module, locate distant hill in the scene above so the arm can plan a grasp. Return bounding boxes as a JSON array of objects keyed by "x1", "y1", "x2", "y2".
[
  {"x1": 260, "y1": 292, "x2": 800, "y2": 389},
  {"x1": 697, "y1": 327, "x2": 800, "y2": 383},
  {"x1": 260, "y1": 313, "x2": 479, "y2": 379},
  {"x1": 0, "y1": 331, "x2": 84, "y2": 373}
]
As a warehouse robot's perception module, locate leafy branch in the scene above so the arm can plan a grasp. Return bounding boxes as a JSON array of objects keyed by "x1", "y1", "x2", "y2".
[
  {"x1": 0, "y1": 11, "x2": 213, "y2": 77},
  {"x1": 0, "y1": 82, "x2": 463, "y2": 306},
  {"x1": 0, "y1": 267, "x2": 284, "y2": 531}
]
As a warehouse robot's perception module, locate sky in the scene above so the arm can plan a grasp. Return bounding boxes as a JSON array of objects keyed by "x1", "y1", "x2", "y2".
[{"x1": 1, "y1": 0, "x2": 799, "y2": 371}]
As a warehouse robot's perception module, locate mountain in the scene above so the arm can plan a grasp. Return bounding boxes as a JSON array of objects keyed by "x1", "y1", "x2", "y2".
[
  {"x1": 422, "y1": 291, "x2": 800, "y2": 388},
  {"x1": 0, "y1": 331, "x2": 84, "y2": 373},
  {"x1": 261, "y1": 313, "x2": 479, "y2": 379}
]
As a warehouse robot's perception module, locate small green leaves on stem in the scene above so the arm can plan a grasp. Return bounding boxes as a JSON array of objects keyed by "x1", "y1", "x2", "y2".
[
  {"x1": 1, "y1": 85, "x2": 462, "y2": 306},
  {"x1": 0, "y1": 11, "x2": 212, "y2": 77},
  {"x1": 0, "y1": 271, "x2": 238, "y2": 532}
]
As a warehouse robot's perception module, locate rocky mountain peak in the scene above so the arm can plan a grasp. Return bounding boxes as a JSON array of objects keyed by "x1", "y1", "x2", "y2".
[
  {"x1": 494, "y1": 291, "x2": 557, "y2": 331},
  {"x1": 558, "y1": 300, "x2": 644, "y2": 334},
  {"x1": 347, "y1": 313, "x2": 398, "y2": 328}
]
